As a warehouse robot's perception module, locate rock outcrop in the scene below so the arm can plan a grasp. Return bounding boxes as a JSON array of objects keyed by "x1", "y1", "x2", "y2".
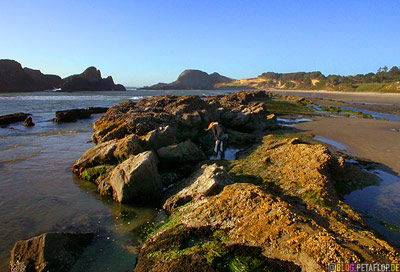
[
  {"x1": 61, "y1": 66, "x2": 126, "y2": 92},
  {"x1": 72, "y1": 134, "x2": 143, "y2": 173},
  {"x1": 135, "y1": 135, "x2": 400, "y2": 272},
  {"x1": 0, "y1": 59, "x2": 62, "y2": 92},
  {"x1": 98, "y1": 151, "x2": 163, "y2": 203},
  {"x1": 73, "y1": 91, "x2": 277, "y2": 205},
  {"x1": 92, "y1": 90, "x2": 275, "y2": 144},
  {"x1": 0, "y1": 112, "x2": 31, "y2": 126},
  {"x1": 9, "y1": 232, "x2": 93, "y2": 272},
  {"x1": 141, "y1": 69, "x2": 234, "y2": 90}
]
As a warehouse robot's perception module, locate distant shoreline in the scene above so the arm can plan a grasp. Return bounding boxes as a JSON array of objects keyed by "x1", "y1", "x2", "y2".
[{"x1": 267, "y1": 89, "x2": 400, "y2": 104}]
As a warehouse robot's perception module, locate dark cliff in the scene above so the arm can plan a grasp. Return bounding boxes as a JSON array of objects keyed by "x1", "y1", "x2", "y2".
[{"x1": 0, "y1": 59, "x2": 62, "y2": 92}]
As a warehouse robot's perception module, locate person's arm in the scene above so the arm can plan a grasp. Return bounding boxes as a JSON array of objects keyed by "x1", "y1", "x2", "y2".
[{"x1": 212, "y1": 126, "x2": 218, "y2": 140}]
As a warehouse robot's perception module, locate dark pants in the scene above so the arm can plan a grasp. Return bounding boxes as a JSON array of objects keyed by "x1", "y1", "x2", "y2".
[{"x1": 214, "y1": 134, "x2": 228, "y2": 159}]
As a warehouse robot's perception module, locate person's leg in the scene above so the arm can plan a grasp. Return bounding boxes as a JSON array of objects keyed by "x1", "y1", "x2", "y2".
[
  {"x1": 214, "y1": 140, "x2": 221, "y2": 158},
  {"x1": 220, "y1": 139, "x2": 225, "y2": 159}
]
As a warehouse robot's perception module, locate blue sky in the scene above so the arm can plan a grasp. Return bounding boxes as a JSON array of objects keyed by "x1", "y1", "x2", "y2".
[{"x1": 1, "y1": 0, "x2": 399, "y2": 86}]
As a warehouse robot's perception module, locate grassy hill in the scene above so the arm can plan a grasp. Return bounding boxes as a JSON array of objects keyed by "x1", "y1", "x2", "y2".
[{"x1": 217, "y1": 66, "x2": 400, "y2": 93}]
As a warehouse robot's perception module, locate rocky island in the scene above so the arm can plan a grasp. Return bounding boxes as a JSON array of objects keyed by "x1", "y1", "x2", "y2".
[
  {"x1": 9, "y1": 90, "x2": 400, "y2": 271},
  {"x1": 0, "y1": 59, "x2": 126, "y2": 92},
  {"x1": 0, "y1": 60, "x2": 62, "y2": 92},
  {"x1": 61, "y1": 66, "x2": 126, "y2": 92}
]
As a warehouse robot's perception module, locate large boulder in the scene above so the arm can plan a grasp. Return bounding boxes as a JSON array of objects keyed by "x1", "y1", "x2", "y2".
[
  {"x1": 61, "y1": 66, "x2": 126, "y2": 92},
  {"x1": 157, "y1": 140, "x2": 206, "y2": 167},
  {"x1": 113, "y1": 134, "x2": 143, "y2": 161},
  {"x1": 163, "y1": 164, "x2": 231, "y2": 212},
  {"x1": 139, "y1": 125, "x2": 177, "y2": 150},
  {"x1": 9, "y1": 232, "x2": 93, "y2": 272},
  {"x1": 73, "y1": 140, "x2": 118, "y2": 174},
  {"x1": 72, "y1": 134, "x2": 142, "y2": 174},
  {"x1": 101, "y1": 151, "x2": 162, "y2": 203}
]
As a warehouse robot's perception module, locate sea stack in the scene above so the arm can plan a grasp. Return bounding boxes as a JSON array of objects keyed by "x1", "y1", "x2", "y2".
[{"x1": 61, "y1": 66, "x2": 126, "y2": 92}]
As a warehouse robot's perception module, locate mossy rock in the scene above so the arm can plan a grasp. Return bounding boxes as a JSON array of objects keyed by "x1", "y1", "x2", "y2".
[{"x1": 81, "y1": 166, "x2": 108, "y2": 183}]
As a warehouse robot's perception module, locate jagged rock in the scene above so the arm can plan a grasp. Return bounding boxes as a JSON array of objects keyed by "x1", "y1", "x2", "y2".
[
  {"x1": 91, "y1": 92, "x2": 274, "y2": 145},
  {"x1": 157, "y1": 140, "x2": 206, "y2": 167},
  {"x1": 113, "y1": 134, "x2": 143, "y2": 162},
  {"x1": 73, "y1": 134, "x2": 143, "y2": 174},
  {"x1": 0, "y1": 59, "x2": 62, "y2": 92},
  {"x1": 61, "y1": 66, "x2": 126, "y2": 92},
  {"x1": 23, "y1": 117, "x2": 35, "y2": 127},
  {"x1": 139, "y1": 125, "x2": 177, "y2": 150},
  {"x1": 0, "y1": 112, "x2": 30, "y2": 126},
  {"x1": 73, "y1": 140, "x2": 118, "y2": 174},
  {"x1": 140, "y1": 69, "x2": 234, "y2": 90},
  {"x1": 163, "y1": 164, "x2": 231, "y2": 212},
  {"x1": 101, "y1": 151, "x2": 162, "y2": 203},
  {"x1": 92, "y1": 96, "x2": 218, "y2": 144},
  {"x1": 9, "y1": 232, "x2": 93, "y2": 272}
]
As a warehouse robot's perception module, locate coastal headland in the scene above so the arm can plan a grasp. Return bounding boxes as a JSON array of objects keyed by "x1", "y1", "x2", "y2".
[{"x1": 8, "y1": 90, "x2": 400, "y2": 271}]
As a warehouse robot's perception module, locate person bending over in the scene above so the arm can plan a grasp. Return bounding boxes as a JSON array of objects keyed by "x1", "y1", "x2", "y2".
[{"x1": 206, "y1": 122, "x2": 228, "y2": 159}]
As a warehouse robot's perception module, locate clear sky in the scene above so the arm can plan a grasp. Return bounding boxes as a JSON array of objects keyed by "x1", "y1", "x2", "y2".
[{"x1": 1, "y1": 0, "x2": 399, "y2": 87}]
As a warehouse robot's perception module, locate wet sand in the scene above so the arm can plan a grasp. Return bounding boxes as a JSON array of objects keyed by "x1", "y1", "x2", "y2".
[
  {"x1": 269, "y1": 89, "x2": 400, "y2": 105},
  {"x1": 296, "y1": 117, "x2": 400, "y2": 175}
]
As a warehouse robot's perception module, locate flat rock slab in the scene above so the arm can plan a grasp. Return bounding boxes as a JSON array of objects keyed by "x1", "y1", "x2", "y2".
[
  {"x1": 52, "y1": 107, "x2": 109, "y2": 123},
  {"x1": 0, "y1": 113, "x2": 30, "y2": 126}
]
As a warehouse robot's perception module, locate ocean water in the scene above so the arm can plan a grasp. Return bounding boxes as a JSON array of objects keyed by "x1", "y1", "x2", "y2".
[{"x1": 0, "y1": 89, "x2": 234, "y2": 271}]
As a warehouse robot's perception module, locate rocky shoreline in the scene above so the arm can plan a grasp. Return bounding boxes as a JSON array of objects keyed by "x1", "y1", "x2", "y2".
[{"x1": 9, "y1": 90, "x2": 399, "y2": 271}]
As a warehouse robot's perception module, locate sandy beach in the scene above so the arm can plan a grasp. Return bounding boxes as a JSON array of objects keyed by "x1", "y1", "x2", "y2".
[
  {"x1": 269, "y1": 89, "x2": 400, "y2": 104},
  {"x1": 296, "y1": 117, "x2": 400, "y2": 175}
]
